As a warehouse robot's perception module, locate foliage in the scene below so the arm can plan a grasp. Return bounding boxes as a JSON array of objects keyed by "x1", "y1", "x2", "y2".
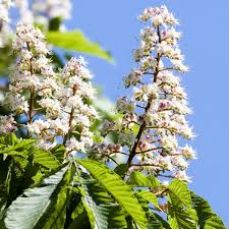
[
  {"x1": 0, "y1": 134, "x2": 225, "y2": 229},
  {"x1": 47, "y1": 31, "x2": 113, "y2": 62}
]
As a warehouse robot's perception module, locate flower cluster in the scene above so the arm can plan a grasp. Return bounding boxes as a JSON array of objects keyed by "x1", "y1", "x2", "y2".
[
  {"x1": 0, "y1": 23, "x2": 97, "y2": 155},
  {"x1": 100, "y1": 5, "x2": 196, "y2": 182}
]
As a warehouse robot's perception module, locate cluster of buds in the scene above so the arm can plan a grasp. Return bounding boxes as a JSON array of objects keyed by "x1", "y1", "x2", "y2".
[
  {"x1": 0, "y1": 23, "x2": 97, "y2": 155},
  {"x1": 102, "y1": 5, "x2": 196, "y2": 182}
]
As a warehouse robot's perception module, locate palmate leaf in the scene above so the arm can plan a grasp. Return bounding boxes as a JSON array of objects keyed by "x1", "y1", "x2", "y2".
[
  {"x1": 77, "y1": 159, "x2": 148, "y2": 229},
  {"x1": 191, "y1": 192, "x2": 226, "y2": 229},
  {"x1": 46, "y1": 30, "x2": 113, "y2": 62},
  {"x1": 167, "y1": 180, "x2": 198, "y2": 229},
  {"x1": 4, "y1": 165, "x2": 72, "y2": 229}
]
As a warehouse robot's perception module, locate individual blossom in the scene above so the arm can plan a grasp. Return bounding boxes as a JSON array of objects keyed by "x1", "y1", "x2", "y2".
[{"x1": 0, "y1": 115, "x2": 16, "y2": 134}]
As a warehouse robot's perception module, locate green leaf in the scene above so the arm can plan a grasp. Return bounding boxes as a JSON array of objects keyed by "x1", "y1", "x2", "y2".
[
  {"x1": 50, "y1": 144, "x2": 65, "y2": 162},
  {"x1": 33, "y1": 148, "x2": 60, "y2": 170},
  {"x1": 77, "y1": 159, "x2": 148, "y2": 229},
  {"x1": 128, "y1": 171, "x2": 160, "y2": 188},
  {"x1": 4, "y1": 165, "x2": 71, "y2": 229},
  {"x1": 36, "y1": 165, "x2": 75, "y2": 229},
  {"x1": 72, "y1": 170, "x2": 128, "y2": 229},
  {"x1": 168, "y1": 179, "x2": 192, "y2": 208},
  {"x1": 148, "y1": 212, "x2": 171, "y2": 229},
  {"x1": 191, "y1": 192, "x2": 226, "y2": 229},
  {"x1": 69, "y1": 170, "x2": 114, "y2": 229},
  {"x1": 48, "y1": 17, "x2": 62, "y2": 31},
  {"x1": 134, "y1": 190, "x2": 169, "y2": 229},
  {"x1": 114, "y1": 164, "x2": 128, "y2": 177},
  {"x1": 168, "y1": 205, "x2": 198, "y2": 229},
  {"x1": 69, "y1": 201, "x2": 91, "y2": 229},
  {"x1": 0, "y1": 133, "x2": 33, "y2": 146},
  {"x1": 46, "y1": 30, "x2": 113, "y2": 62},
  {"x1": 136, "y1": 190, "x2": 160, "y2": 210},
  {"x1": 78, "y1": 177, "x2": 110, "y2": 229},
  {"x1": 108, "y1": 205, "x2": 128, "y2": 229},
  {"x1": 167, "y1": 180, "x2": 198, "y2": 229},
  {"x1": 0, "y1": 45, "x2": 14, "y2": 76}
]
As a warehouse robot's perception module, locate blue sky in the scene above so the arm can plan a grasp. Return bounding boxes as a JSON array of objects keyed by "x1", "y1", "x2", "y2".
[{"x1": 66, "y1": 0, "x2": 229, "y2": 225}]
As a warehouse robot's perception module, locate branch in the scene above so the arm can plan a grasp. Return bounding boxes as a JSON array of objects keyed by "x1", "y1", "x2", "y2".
[{"x1": 126, "y1": 25, "x2": 162, "y2": 167}]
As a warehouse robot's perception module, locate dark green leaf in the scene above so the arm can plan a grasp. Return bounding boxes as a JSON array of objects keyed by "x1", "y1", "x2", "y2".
[
  {"x1": 191, "y1": 192, "x2": 226, "y2": 229},
  {"x1": 4, "y1": 165, "x2": 71, "y2": 229},
  {"x1": 114, "y1": 164, "x2": 128, "y2": 177}
]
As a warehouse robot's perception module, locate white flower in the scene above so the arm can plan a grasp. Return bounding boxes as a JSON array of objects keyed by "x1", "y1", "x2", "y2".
[
  {"x1": 116, "y1": 97, "x2": 135, "y2": 113},
  {"x1": 39, "y1": 98, "x2": 61, "y2": 117},
  {"x1": 38, "y1": 138, "x2": 57, "y2": 150},
  {"x1": 181, "y1": 145, "x2": 197, "y2": 160},
  {"x1": 63, "y1": 57, "x2": 93, "y2": 80},
  {"x1": 0, "y1": 115, "x2": 16, "y2": 133},
  {"x1": 173, "y1": 170, "x2": 191, "y2": 182},
  {"x1": 27, "y1": 119, "x2": 50, "y2": 135},
  {"x1": 161, "y1": 135, "x2": 178, "y2": 152},
  {"x1": 171, "y1": 59, "x2": 189, "y2": 72},
  {"x1": 49, "y1": 118, "x2": 69, "y2": 135},
  {"x1": 65, "y1": 95, "x2": 82, "y2": 110},
  {"x1": 171, "y1": 155, "x2": 188, "y2": 170},
  {"x1": 65, "y1": 137, "x2": 82, "y2": 152},
  {"x1": 4, "y1": 93, "x2": 29, "y2": 113},
  {"x1": 140, "y1": 56, "x2": 156, "y2": 71},
  {"x1": 134, "y1": 84, "x2": 158, "y2": 101},
  {"x1": 124, "y1": 70, "x2": 143, "y2": 87}
]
